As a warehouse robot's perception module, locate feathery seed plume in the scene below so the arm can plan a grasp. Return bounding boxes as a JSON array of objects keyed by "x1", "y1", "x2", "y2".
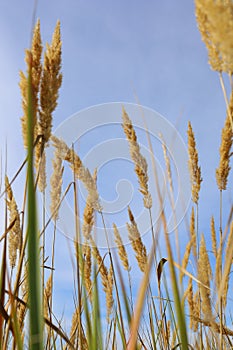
[
  {"x1": 211, "y1": 216, "x2": 217, "y2": 259},
  {"x1": 216, "y1": 91, "x2": 233, "y2": 191},
  {"x1": 44, "y1": 273, "x2": 52, "y2": 319},
  {"x1": 106, "y1": 265, "x2": 114, "y2": 322},
  {"x1": 20, "y1": 19, "x2": 42, "y2": 149},
  {"x1": 90, "y1": 237, "x2": 108, "y2": 294},
  {"x1": 180, "y1": 238, "x2": 193, "y2": 282},
  {"x1": 187, "y1": 122, "x2": 202, "y2": 203},
  {"x1": 221, "y1": 221, "x2": 233, "y2": 308},
  {"x1": 51, "y1": 135, "x2": 101, "y2": 211},
  {"x1": 50, "y1": 145, "x2": 64, "y2": 220},
  {"x1": 122, "y1": 107, "x2": 152, "y2": 209},
  {"x1": 82, "y1": 169, "x2": 97, "y2": 240},
  {"x1": 190, "y1": 207, "x2": 197, "y2": 258},
  {"x1": 5, "y1": 176, "x2": 22, "y2": 268},
  {"x1": 39, "y1": 21, "x2": 62, "y2": 144},
  {"x1": 198, "y1": 234, "x2": 213, "y2": 320},
  {"x1": 83, "y1": 243, "x2": 92, "y2": 299},
  {"x1": 113, "y1": 223, "x2": 130, "y2": 271},
  {"x1": 195, "y1": 0, "x2": 233, "y2": 73},
  {"x1": 127, "y1": 207, "x2": 147, "y2": 272}
]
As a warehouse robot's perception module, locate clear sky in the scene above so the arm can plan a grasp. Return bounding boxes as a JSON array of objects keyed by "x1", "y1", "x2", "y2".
[
  {"x1": 0, "y1": 0, "x2": 231, "y2": 333},
  {"x1": 0, "y1": 0, "x2": 227, "y2": 198}
]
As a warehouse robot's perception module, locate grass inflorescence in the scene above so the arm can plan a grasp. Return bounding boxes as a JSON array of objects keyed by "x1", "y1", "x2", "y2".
[{"x1": 0, "y1": 3, "x2": 233, "y2": 349}]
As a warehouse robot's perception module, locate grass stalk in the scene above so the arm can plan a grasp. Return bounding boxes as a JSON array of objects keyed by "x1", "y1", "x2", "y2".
[{"x1": 26, "y1": 58, "x2": 43, "y2": 349}]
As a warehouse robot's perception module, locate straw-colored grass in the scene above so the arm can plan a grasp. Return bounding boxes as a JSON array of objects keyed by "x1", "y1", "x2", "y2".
[{"x1": 0, "y1": 4, "x2": 233, "y2": 349}]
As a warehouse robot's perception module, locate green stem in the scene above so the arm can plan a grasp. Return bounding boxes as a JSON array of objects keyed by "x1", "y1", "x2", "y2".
[{"x1": 27, "y1": 60, "x2": 43, "y2": 350}]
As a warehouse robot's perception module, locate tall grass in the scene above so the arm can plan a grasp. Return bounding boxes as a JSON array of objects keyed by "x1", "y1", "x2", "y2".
[
  {"x1": 27, "y1": 57, "x2": 43, "y2": 350},
  {"x1": 0, "y1": 2, "x2": 233, "y2": 349}
]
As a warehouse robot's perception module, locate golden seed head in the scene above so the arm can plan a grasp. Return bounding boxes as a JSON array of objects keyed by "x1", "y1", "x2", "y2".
[
  {"x1": 195, "y1": 0, "x2": 233, "y2": 73},
  {"x1": 20, "y1": 20, "x2": 42, "y2": 150},
  {"x1": 37, "y1": 150, "x2": 47, "y2": 192},
  {"x1": 127, "y1": 208, "x2": 147, "y2": 272},
  {"x1": 51, "y1": 135, "x2": 102, "y2": 211},
  {"x1": 113, "y1": 223, "x2": 130, "y2": 271},
  {"x1": 216, "y1": 92, "x2": 233, "y2": 191},
  {"x1": 39, "y1": 21, "x2": 62, "y2": 144},
  {"x1": 180, "y1": 239, "x2": 193, "y2": 282},
  {"x1": 106, "y1": 265, "x2": 114, "y2": 322},
  {"x1": 198, "y1": 234, "x2": 213, "y2": 320},
  {"x1": 44, "y1": 273, "x2": 52, "y2": 318},
  {"x1": 5, "y1": 176, "x2": 22, "y2": 268},
  {"x1": 90, "y1": 238, "x2": 108, "y2": 293},
  {"x1": 50, "y1": 147, "x2": 64, "y2": 220},
  {"x1": 221, "y1": 221, "x2": 233, "y2": 308},
  {"x1": 190, "y1": 207, "x2": 197, "y2": 258},
  {"x1": 187, "y1": 122, "x2": 202, "y2": 203},
  {"x1": 211, "y1": 216, "x2": 217, "y2": 258},
  {"x1": 122, "y1": 107, "x2": 152, "y2": 209},
  {"x1": 83, "y1": 243, "x2": 92, "y2": 299}
]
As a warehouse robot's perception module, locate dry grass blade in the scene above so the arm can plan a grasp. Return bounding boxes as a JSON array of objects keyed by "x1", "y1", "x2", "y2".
[
  {"x1": 157, "y1": 258, "x2": 167, "y2": 292},
  {"x1": 127, "y1": 232, "x2": 156, "y2": 350}
]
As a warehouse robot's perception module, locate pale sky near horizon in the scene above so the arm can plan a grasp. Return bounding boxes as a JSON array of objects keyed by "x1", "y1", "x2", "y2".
[{"x1": 0, "y1": 0, "x2": 232, "y2": 332}]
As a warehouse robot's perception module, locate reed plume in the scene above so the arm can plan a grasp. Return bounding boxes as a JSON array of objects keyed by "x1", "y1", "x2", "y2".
[
  {"x1": 221, "y1": 221, "x2": 233, "y2": 308},
  {"x1": 180, "y1": 238, "x2": 192, "y2": 282},
  {"x1": 19, "y1": 19, "x2": 42, "y2": 149},
  {"x1": 186, "y1": 278, "x2": 198, "y2": 332},
  {"x1": 187, "y1": 122, "x2": 202, "y2": 204},
  {"x1": 106, "y1": 264, "x2": 114, "y2": 322},
  {"x1": 39, "y1": 20, "x2": 62, "y2": 144},
  {"x1": 37, "y1": 150, "x2": 47, "y2": 192},
  {"x1": 190, "y1": 207, "x2": 197, "y2": 259},
  {"x1": 50, "y1": 145, "x2": 64, "y2": 220},
  {"x1": 216, "y1": 91, "x2": 233, "y2": 191},
  {"x1": 19, "y1": 20, "x2": 62, "y2": 194},
  {"x1": 5, "y1": 176, "x2": 22, "y2": 268},
  {"x1": 70, "y1": 307, "x2": 88, "y2": 350},
  {"x1": 82, "y1": 169, "x2": 97, "y2": 240},
  {"x1": 195, "y1": 0, "x2": 233, "y2": 74},
  {"x1": 44, "y1": 273, "x2": 52, "y2": 319},
  {"x1": 35, "y1": 21, "x2": 62, "y2": 190},
  {"x1": 215, "y1": 236, "x2": 223, "y2": 293},
  {"x1": 82, "y1": 243, "x2": 92, "y2": 299},
  {"x1": 17, "y1": 268, "x2": 28, "y2": 336},
  {"x1": 211, "y1": 216, "x2": 217, "y2": 259},
  {"x1": 127, "y1": 207, "x2": 147, "y2": 272},
  {"x1": 90, "y1": 237, "x2": 108, "y2": 294},
  {"x1": 198, "y1": 234, "x2": 213, "y2": 320},
  {"x1": 113, "y1": 223, "x2": 130, "y2": 271},
  {"x1": 161, "y1": 134, "x2": 173, "y2": 193},
  {"x1": 122, "y1": 107, "x2": 152, "y2": 209},
  {"x1": 51, "y1": 135, "x2": 101, "y2": 211}
]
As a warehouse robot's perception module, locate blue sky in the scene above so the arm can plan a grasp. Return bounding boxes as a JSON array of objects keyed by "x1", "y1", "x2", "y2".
[
  {"x1": 0, "y1": 0, "x2": 232, "y2": 336},
  {"x1": 0, "y1": 1, "x2": 227, "y2": 195}
]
